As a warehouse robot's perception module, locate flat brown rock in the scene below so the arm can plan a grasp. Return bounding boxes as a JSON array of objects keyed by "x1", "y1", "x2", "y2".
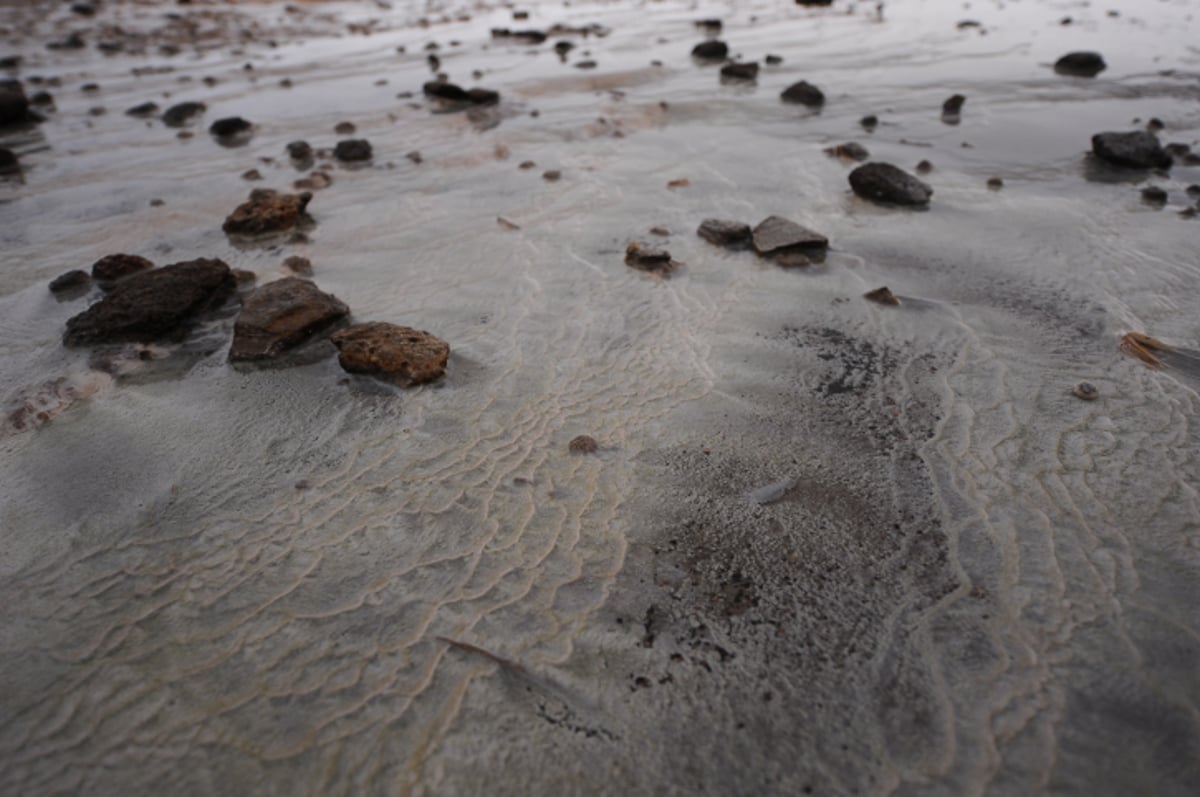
[
  {"x1": 330, "y1": 322, "x2": 449, "y2": 385},
  {"x1": 64, "y1": 258, "x2": 235, "y2": 345},
  {"x1": 697, "y1": 219, "x2": 751, "y2": 247},
  {"x1": 229, "y1": 277, "x2": 348, "y2": 361},
  {"x1": 751, "y1": 216, "x2": 828, "y2": 256},
  {"x1": 222, "y1": 189, "x2": 313, "y2": 236}
]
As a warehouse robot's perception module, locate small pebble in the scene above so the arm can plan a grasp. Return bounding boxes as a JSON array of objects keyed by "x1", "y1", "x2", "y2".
[
  {"x1": 568, "y1": 435, "x2": 599, "y2": 453},
  {"x1": 542, "y1": 169, "x2": 561, "y2": 181},
  {"x1": 987, "y1": 177, "x2": 1004, "y2": 190},
  {"x1": 1073, "y1": 382, "x2": 1099, "y2": 401}
]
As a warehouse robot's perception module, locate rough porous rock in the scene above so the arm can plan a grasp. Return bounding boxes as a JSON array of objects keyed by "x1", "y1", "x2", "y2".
[
  {"x1": 92, "y1": 253, "x2": 154, "y2": 283},
  {"x1": 63, "y1": 258, "x2": 235, "y2": 345},
  {"x1": 0, "y1": 79, "x2": 33, "y2": 127},
  {"x1": 334, "y1": 139, "x2": 372, "y2": 162},
  {"x1": 161, "y1": 101, "x2": 206, "y2": 127},
  {"x1": 568, "y1": 434, "x2": 599, "y2": 453},
  {"x1": 209, "y1": 116, "x2": 252, "y2": 137},
  {"x1": 1054, "y1": 52, "x2": 1106, "y2": 77},
  {"x1": 697, "y1": 219, "x2": 751, "y2": 247},
  {"x1": 691, "y1": 41, "x2": 728, "y2": 60},
  {"x1": 330, "y1": 322, "x2": 450, "y2": 385},
  {"x1": 1091, "y1": 131, "x2": 1172, "y2": 169},
  {"x1": 864, "y1": 286, "x2": 900, "y2": 306},
  {"x1": 222, "y1": 189, "x2": 313, "y2": 236},
  {"x1": 824, "y1": 142, "x2": 869, "y2": 162},
  {"x1": 849, "y1": 162, "x2": 933, "y2": 206},
  {"x1": 49, "y1": 270, "x2": 90, "y2": 294},
  {"x1": 625, "y1": 242, "x2": 673, "y2": 272},
  {"x1": 229, "y1": 277, "x2": 349, "y2": 361},
  {"x1": 751, "y1": 216, "x2": 828, "y2": 257},
  {"x1": 780, "y1": 80, "x2": 825, "y2": 106},
  {"x1": 720, "y1": 62, "x2": 758, "y2": 81}
]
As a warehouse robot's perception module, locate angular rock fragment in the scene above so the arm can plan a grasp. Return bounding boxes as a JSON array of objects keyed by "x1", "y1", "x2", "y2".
[
  {"x1": 161, "y1": 101, "x2": 206, "y2": 127},
  {"x1": 625, "y1": 242, "x2": 673, "y2": 272},
  {"x1": 697, "y1": 219, "x2": 751, "y2": 247},
  {"x1": 222, "y1": 189, "x2": 313, "y2": 236},
  {"x1": 64, "y1": 259, "x2": 235, "y2": 345},
  {"x1": 751, "y1": 216, "x2": 828, "y2": 258},
  {"x1": 781, "y1": 80, "x2": 824, "y2": 107},
  {"x1": 330, "y1": 322, "x2": 449, "y2": 385},
  {"x1": 1091, "y1": 131, "x2": 1172, "y2": 170},
  {"x1": 864, "y1": 286, "x2": 899, "y2": 306},
  {"x1": 229, "y1": 277, "x2": 348, "y2": 361},
  {"x1": 849, "y1": 162, "x2": 933, "y2": 206},
  {"x1": 720, "y1": 62, "x2": 758, "y2": 81}
]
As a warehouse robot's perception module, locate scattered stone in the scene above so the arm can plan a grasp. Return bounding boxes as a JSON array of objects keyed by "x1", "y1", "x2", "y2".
[
  {"x1": 406, "y1": 151, "x2": 423, "y2": 164},
  {"x1": 30, "y1": 91, "x2": 54, "y2": 107},
  {"x1": 497, "y1": 217, "x2": 520, "y2": 230},
  {"x1": 720, "y1": 62, "x2": 758, "y2": 81},
  {"x1": 232, "y1": 269, "x2": 256, "y2": 286},
  {"x1": 574, "y1": 60, "x2": 598, "y2": 70},
  {"x1": 71, "y1": 2, "x2": 96, "y2": 16},
  {"x1": 330, "y1": 322, "x2": 449, "y2": 385},
  {"x1": 860, "y1": 114, "x2": 878, "y2": 130},
  {"x1": 849, "y1": 162, "x2": 933, "y2": 206},
  {"x1": 568, "y1": 434, "x2": 599, "y2": 453},
  {"x1": 695, "y1": 18, "x2": 722, "y2": 32},
  {"x1": 49, "y1": 270, "x2": 91, "y2": 294},
  {"x1": 1165, "y1": 142, "x2": 1191, "y2": 159},
  {"x1": 334, "y1": 139, "x2": 373, "y2": 162},
  {"x1": 490, "y1": 28, "x2": 547, "y2": 45},
  {"x1": 519, "y1": 160, "x2": 536, "y2": 170},
  {"x1": 554, "y1": 40, "x2": 575, "y2": 56},
  {"x1": 987, "y1": 176, "x2": 1004, "y2": 190},
  {"x1": 649, "y1": 226, "x2": 670, "y2": 236},
  {"x1": 222, "y1": 189, "x2": 313, "y2": 236},
  {"x1": 1187, "y1": 185, "x2": 1200, "y2": 199},
  {"x1": 63, "y1": 259, "x2": 235, "y2": 346},
  {"x1": 751, "y1": 216, "x2": 828, "y2": 258},
  {"x1": 692, "y1": 41, "x2": 728, "y2": 60},
  {"x1": 864, "y1": 286, "x2": 900, "y2": 306},
  {"x1": 1091, "y1": 131, "x2": 1172, "y2": 169},
  {"x1": 915, "y1": 159, "x2": 933, "y2": 174},
  {"x1": 47, "y1": 33, "x2": 86, "y2": 51},
  {"x1": 667, "y1": 178, "x2": 690, "y2": 189},
  {"x1": 697, "y1": 219, "x2": 752, "y2": 247},
  {"x1": 161, "y1": 101, "x2": 206, "y2": 127},
  {"x1": 126, "y1": 101, "x2": 159, "y2": 118},
  {"x1": 334, "y1": 121, "x2": 356, "y2": 134},
  {"x1": 1145, "y1": 118, "x2": 1165, "y2": 132},
  {"x1": 283, "y1": 256, "x2": 313, "y2": 276},
  {"x1": 765, "y1": 54, "x2": 783, "y2": 65},
  {"x1": 0, "y1": 79, "x2": 33, "y2": 127},
  {"x1": 286, "y1": 140, "x2": 313, "y2": 160},
  {"x1": 824, "y1": 142, "x2": 869, "y2": 162},
  {"x1": 242, "y1": 169, "x2": 262, "y2": 181},
  {"x1": 466, "y1": 87, "x2": 500, "y2": 106},
  {"x1": 543, "y1": 169, "x2": 561, "y2": 181},
  {"x1": 942, "y1": 94, "x2": 966, "y2": 115},
  {"x1": 294, "y1": 172, "x2": 331, "y2": 191},
  {"x1": 209, "y1": 116, "x2": 252, "y2": 137},
  {"x1": 92, "y1": 253, "x2": 154, "y2": 283},
  {"x1": 780, "y1": 80, "x2": 824, "y2": 106},
  {"x1": 625, "y1": 242, "x2": 673, "y2": 272},
  {"x1": 0, "y1": 147, "x2": 18, "y2": 174},
  {"x1": 1141, "y1": 186, "x2": 1168, "y2": 205},
  {"x1": 229, "y1": 277, "x2": 349, "y2": 361},
  {"x1": 1073, "y1": 382, "x2": 1099, "y2": 400},
  {"x1": 1055, "y1": 52, "x2": 1106, "y2": 77}
]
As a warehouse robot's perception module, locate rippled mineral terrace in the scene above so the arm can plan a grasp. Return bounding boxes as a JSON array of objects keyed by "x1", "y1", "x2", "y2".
[{"x1": 2, "y1": 0, "x2": 1199, "y2": 794}]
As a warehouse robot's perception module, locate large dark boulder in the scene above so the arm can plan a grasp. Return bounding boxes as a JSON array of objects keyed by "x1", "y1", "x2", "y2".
[
  {"x1": 63, "y1": 259, "x2": 235, "y2": 345},
  {"x1": 849, "y1": 162, "x2": 933, "y2": 206},
  {"x1": 229, "y1": 278, "x2": 349, "y2": 361},
  {"x1": 1091, "y1": 131, "x2": 1172, "y2": 169}
]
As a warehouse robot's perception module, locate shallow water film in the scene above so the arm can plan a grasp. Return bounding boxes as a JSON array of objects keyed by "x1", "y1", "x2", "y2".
[{"x1": 2, "y1": 0, "x2": 1200, "y2": 794}]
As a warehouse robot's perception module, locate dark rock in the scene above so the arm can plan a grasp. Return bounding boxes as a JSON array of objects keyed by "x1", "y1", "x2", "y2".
[
  {"x1": 765, "y1": 54, "x2": 783, "y2": 65},
  {"x1": 334, "y1": 139, "x2": 372, "y2": 162},
  {"x1": 81, "y1": 82, "x2": 100, "y2": 93},
  {"x1": 543, "y1": 170, "x2": 561, "y2": 181},
  {"x1": 71, "y1": 3, "x2": 96, "y2": 16},
  {"x1": 1165, "y1": 142, "x2": 1191, "y2": 159},
  {"x1": 334, "y1": 121, "x2": 355, "y2": 135},
  {"x1": 0, "y1": 147, "x2": 18, "y2": 174},
  {"x1": 751, "y1": 216, "x2": 828, "y2": 257},
  {"x1": 796, "y1": 0, "x2": 834, "y2": 5},
  {"x1": 241, "y1": 169, "x2": 262, "y2": 181},
  {"x1": 824, "y1": 142, "x2": 869, "y2": 162},
  {"x1": 126, "y1": 101, "x2": 159, "y2": 118},
  {"x1": 1187, "y1": 185, "x2": 1200, "y2": 199},
  {"x1": 92, "y1": 253, "x2": 154, "y2": 283},
  {"x1": 942, "y1": 94, "x2": 965, "y2": 115},
  {"x1": 1054, "y1": 52, "x2": 1106, "y2": 77},
  {"x1": 229, "y1": 277, "x2": 349, "y2": 361},
  {"x1": 490, "y1": 28, "x2": 547, "y2": 45},
  {"x1": 720, "y1": 62, "x2": 758, "y2": 81},
  {"x1": 423, "y1": 80, "x2": 470, "y2": 101},
  {"x1": 915, "y1": 160, "x2": 933, "y2": 174},
  {"x1": 692, "y1": 41, "x2": 728, "y2": 60},
  {"x1": 161, "y1": 101, "x2": 206, "y2": 127},
  {"x1": 30, "y1": 91, "x2": 54, "y2": 107},
  {"x1": 697, "y1": 219, "x2": 752, "y2": 247},
  {"x1": 554, "y1": 40, "x2": 575, "y2": 56},
  {"x1": 987, "y1": 176, "x2": 1004, "y2": 190},
  {"x1": 406, "y1": 151, "x2": 423, "y2": 164},
  {"x1": 695, "y1": 18, "x2": 722, "y2": 32},
  {"x1": 1091, "y1": 131, "x2": 1172, "y2": 169},
  {"x1": 574, "y1": 60, "x2": 598, "y2": 70},
  {"x1": 625, "y1": 242, "x2": 673, "y2": 272},
  {"x1": 569, "y1": 434, "x2": 599, "y2": 453},
  {"x1": 466, "y1": 87, "x2": 500, "y2": 106},
  {"x1": 283, "y1": 255, "x2": 313, "y2": 276},
  {"x1": 49, "y1": 270, "x2": 91, "y2": 294},
  {"x1": 209, "y1": 116, "x2": 252, "y2": 137},
  {"x1": 849, "y1": 162, "x2": 933, "y2": 206},
  {"x1": 286, "y1": 140, "x2": 313, "y2": 160},
  {"x1": 860, "y1": 114, "x2": 878, "y2": 129},
  {"x1": 864, "y1": 286, "x2": 900, "y2": 306},
  {"x1": 47, "y1": 33, "x2": 86, "y2": 51},
  {"x1": 780, "y1": 80, "x2": 824, "y2": 106},
  {"x1": 1073, "y1": 382, "x2": 1099, "y2": 400},
  {"x1": 330, "y1": 322, "x2": 450, "y2": 385},
  {"x1": 1141, "y1": 186, "x2": 1167, "y2": 205},
  {"x1": 0, "y1": 79, "x2": 32, "y2": 127},
  {"x1": 1146, "y1": 118, "x2": 1165, "y2": 132},
  {"x1": 63, "y1": 258, "x2": 235, "y2": 346},
  {"x1": 222, "y1": 189, "x2": 313, "y2": 236}
]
